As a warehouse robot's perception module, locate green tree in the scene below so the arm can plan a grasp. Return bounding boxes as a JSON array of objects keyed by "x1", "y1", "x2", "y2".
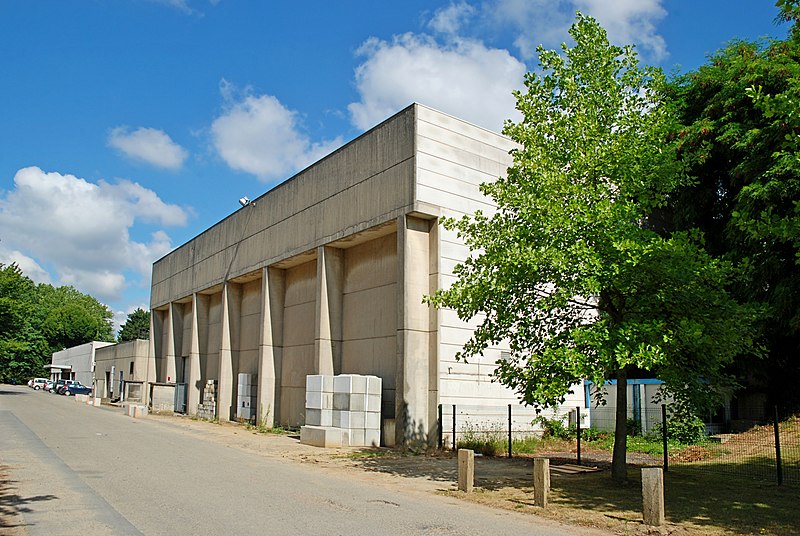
[
  {"x1": 36, "y1": 285, "x2": 115, "y2": 350},
  {"x1": 0, "y1": 264, "x2": 48, "y2": 381},
  {"x1": 118, "y1": 308, "x2": 150, "y2": 342},
  {"x1": 427, "y1": 14, "x2": 760, "y2": 481},
  {"x1": 664, "y1": 3, "x2": 799, "y2": 410}
]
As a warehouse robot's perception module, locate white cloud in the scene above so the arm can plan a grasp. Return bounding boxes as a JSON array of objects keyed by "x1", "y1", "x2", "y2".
[
  {"x1": 348, "y1": 33, "x2": 526, "y2": 132},
  {"x1": 0, "y1": 248, "x2": 51, "y2": 284},
  {"x1": 0, "y1": 167, "x2": 187, "y2": 301},
  {"x1": 108, "y1": 126, "x2": 188, "y2": 171},
  {"x1": 491, "y1": 0, "x2": 667, "y2": 62},
  {"x1": 211, "y1": 82, "x2": 343, "y2": 182},
  {"x1": 428, "y1": 2, "x2": 476, "y2": 35}
]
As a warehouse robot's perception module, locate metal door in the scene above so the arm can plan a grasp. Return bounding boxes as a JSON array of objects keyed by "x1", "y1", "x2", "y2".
[{"x1": 174, "y1": 383, "x2": 187, "y2": 414}]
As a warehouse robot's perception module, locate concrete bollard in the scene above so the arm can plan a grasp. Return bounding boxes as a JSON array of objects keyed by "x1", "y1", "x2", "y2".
[
  {"x1": 458, "y1": 449, "x2": 474, "y2": 492},
  {"x1": 642, "y1": 467, "x2": 665, "y2": 526},
  {"x1": 533, "y1": 457, "x2": 550, "y2": 508}
]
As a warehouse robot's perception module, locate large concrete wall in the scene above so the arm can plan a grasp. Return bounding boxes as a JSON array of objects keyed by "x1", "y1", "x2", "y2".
[
  {"x1": 151, "y1": 107, "x2": 417, "y2": 308},
  {"x1": 341, "y1": 232, "x2": 397, "y2": 417},
  {"x1": 147, "y1": 104, "x2": 586, "y2": 440},
  {"x1": 281, "y1": 260, "x2": 316, "y2": 425}
]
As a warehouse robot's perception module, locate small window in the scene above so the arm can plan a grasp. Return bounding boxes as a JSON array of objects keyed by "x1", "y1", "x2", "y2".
[{"x1": 129, "y1": 361, "x2": 134, "y2": 375}]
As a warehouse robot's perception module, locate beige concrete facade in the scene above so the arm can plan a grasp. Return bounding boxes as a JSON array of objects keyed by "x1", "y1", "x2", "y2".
[
  {"x1": 94, "y1": 339, "x2": 153, "y2": 402},
  {"x1": 150, "y1": 104, "x2": 585, "y2": 445}
]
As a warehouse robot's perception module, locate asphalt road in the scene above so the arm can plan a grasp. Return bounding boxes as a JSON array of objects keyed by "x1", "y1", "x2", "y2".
[{"x1": 0, "y1": 385, "x2": 608, "y2": 535}]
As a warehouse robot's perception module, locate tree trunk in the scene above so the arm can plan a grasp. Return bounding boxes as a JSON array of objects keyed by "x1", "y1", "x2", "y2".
[{"x1": 611, "y1": 368, "x2": 628, "y2": 482}]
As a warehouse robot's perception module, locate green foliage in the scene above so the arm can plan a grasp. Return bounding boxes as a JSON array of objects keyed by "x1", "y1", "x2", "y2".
[
  {"x1": 427, "y1": 13, "x2": 760, "y2": 479},
  {"x1": 533, "y1": 415, "x2": 573, "y2": 440},
  {"x1": 118, "y1": 308, "x2": 151, "y2": 342},
  {"x1": 626, "y1": 418, "x2": 642, "y2": 437},
  {"x1": 658, "y1": 411, "x2": 707, "y2": 444},
  {"x1": 665, "y1": 12, "x2": 800, "y2": 409},
  {"x1": 0, "y1": 263, "x2": 114, "y2": 382}
]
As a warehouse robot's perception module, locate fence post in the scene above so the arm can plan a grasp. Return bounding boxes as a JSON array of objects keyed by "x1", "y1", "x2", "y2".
[
  {"x1": 452, "y1": 404, "x2": 456, "y2": 451},
  {"x1": 458, "y1": 449, "x2": 475, "y2": 492},
  {"x1": 508, "y1": 404, "x2": 512, "y2": 459},
  {"x1": 576, "y1": 406, "x2": 581, "y2": 466},
  {"x1": 774, "y1": 405, "x2": 783, "y2": 486},
  {"x1": 533, "y1": 458, "x2": 550, "y2": 508},
  {"x1": 642, "y1": 467, "x2": 665, "y2": 526},
  {"x1": 438, "y1": 404, "x2": 443, "y2": 450},
  {"x1": 661, "y1": 404, "x2": 668, "y2": 473}
]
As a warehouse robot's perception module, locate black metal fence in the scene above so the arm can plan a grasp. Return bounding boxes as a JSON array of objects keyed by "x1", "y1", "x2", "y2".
[{"x1": 439, "y1": 403, "x2": 799, "y2": 486}]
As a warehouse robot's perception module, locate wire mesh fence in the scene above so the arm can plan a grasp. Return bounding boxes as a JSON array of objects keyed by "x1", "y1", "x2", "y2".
[{"x1": 438, "y1": 402, "x2": 799, "y2": 486}]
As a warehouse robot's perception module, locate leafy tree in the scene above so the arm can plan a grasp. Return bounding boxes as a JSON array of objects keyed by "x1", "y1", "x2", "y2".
[
  {"x1": 427, "y1": 14, "x2": 760, "y2": 481},
  {"x1": 664, "y1": 3, "x2": 799, "y2": 410},
  {"x1": 36, "y1": 285, "x2": 115, "y2": 350},
  {"x1": 118, "y1": 308, "x2": 150, "y2": 342},
  {"x1": 0, "y1": 264, "x2": 48, "y2": 381}
]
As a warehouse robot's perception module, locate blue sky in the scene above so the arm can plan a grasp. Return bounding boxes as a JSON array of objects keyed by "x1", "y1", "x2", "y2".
[{"x1": 0, "y1": 0, "x2": 788, "y2": 329}]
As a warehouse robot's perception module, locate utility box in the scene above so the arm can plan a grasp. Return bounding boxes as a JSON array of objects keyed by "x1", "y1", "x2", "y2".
[{"x1": 237, "y1": 373, "x2": 257, "y2": 422}]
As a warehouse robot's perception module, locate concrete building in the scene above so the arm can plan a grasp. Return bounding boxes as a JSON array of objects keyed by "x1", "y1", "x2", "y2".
[
  {"x1": 50, "y1": 341, "x2": 114, "y2": 387},
  {"x1": 94, "y1": 339, "x2": 153, "y2": 403},
  {"x1": 149, "y1": 104, "x2": 585, "y2": 445}
]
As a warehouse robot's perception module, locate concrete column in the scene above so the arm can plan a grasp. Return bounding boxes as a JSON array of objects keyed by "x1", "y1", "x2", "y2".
[
  {"x1": 257, "y1": 267, "x2": 285, "y2": 427},
  {"x1": 314, "y1": 245, "x2": 343, "y2": 376},
  {"x1": 396, "y1": 215, "x2": 432, "y2": 446},
  {"x1": 642, "y1": 467, "x2": 665, "y2": 526},
  {"x1": 146, "y1": 309, "x2": 159, "y2": 405},
  {"x1": 187, "y1": 293, "x2": 202, "y2": 415},
  {"x1": 458, "y1": 449, "x2": 475, "y2": 492},
  {"x1": 534, "y1": 458, "x2": 550, "y2": 508},
  {"x1": 165, "y1": 302, "x2": 177, "y2": 383},
  {"x1": 150, "y1": 308, "x2": 164, "y2": 387},
  {"x1": 218, "y1": 284, "x2": 234, "y2": 421}
]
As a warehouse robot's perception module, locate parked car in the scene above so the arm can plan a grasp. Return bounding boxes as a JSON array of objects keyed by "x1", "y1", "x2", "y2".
[
  {"x1": 62, "y1": 382, "x2": 91, "y2": 396},
  {"x1": 44, "y1": 379, "x2": 55, "y2": 392},
  {"x1": 54, "y1": 379, "x2": 76, "y2": 394},
  {"x1": 29, "y1": 378, "x2": 48, "y2": 390}
]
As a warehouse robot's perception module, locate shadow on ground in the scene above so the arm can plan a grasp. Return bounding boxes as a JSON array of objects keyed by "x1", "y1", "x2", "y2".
[{"x1": 0, "y1": 465, "x2": 58, "y2": 531}]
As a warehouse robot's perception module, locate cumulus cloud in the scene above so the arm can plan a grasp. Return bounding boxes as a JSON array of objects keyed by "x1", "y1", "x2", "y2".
[
  {"x1": 108, "y1": 126, "x2": 189, "y2": 171},
  {"x1": 211, "y1": 82, "x2": 343, "y2": 182},
  {"x1": 428, "y1": 2, "x2": 476, "y2": 35},
  {"x1": 492, "y1": 0, "x2": 667, "y2": 62},
  {"x1": 348, "y1": 33, "x2": 526, "y2": 132},
  {"x1": 0, "y1": 167, "x2": 187, "y2": 301},
  {"x1": 0, "y1": 248, "x2": 52, "y2": 284}
]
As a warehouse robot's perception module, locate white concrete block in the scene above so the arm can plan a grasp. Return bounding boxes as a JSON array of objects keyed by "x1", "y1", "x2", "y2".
[
  {"x1": 333, "y1": 393, "x2": 350, "y2": 410},
  {"x1": 305, "y1": 409, "x2": 333, "y2": 427},
  {"x1": 340, "y1": 411, "x2": 365, "y2": 429},
  {"x1": 300, "y1": 425, "x2": 346, "y2": 448},
  {"x1": 366, "y1": 412, "x2": 381, "y2": 430},
  {"x1": 349, "y1": 393, "x2": 368, "y2": 411},
  {"x1": 332, "y1": 410, "x2": 342, "y2": 428},
  {"x1": 306, "y1": 374, "x2": 334, "y2": 393},
  {"x1": 365, "y1": 429, "x2": 381, "y2": 447},
  {"x1": 366, "y1": 376, "x2": 382, "y2": 395},
  {"x1": 349, "y1": 429, "x2": 365, "y2": 447},
  {"x1": 306, "y1": 391, "x2": 333, "y2": 410},
  {"x1": 334, "y1": 374, "x2": 367, "y2": 394},
  {"x1": 366, "y1": 394, "x2": 381, "y2": 412}
]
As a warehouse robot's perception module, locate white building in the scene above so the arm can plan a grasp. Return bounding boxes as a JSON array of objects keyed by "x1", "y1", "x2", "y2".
[
  {"x1": 149, "y1": 104, "x2": 585, "y2": 445},
  {"x1": 50, "y1": 341, "x2": 114, "y2": 387}
]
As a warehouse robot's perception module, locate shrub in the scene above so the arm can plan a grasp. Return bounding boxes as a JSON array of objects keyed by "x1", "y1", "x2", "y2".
[
  {"x1": 534, "y1": 415, "x2": 573, "y2": 440},
  {"x1": 654, "y1": 411, "x2": 707, "y2": 444}
]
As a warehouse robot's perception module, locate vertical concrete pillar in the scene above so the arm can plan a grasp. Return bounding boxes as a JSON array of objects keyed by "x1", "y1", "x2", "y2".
[
  {"x1": 165, "y1": 302, "x2": 177, "y2": 383},
  {"x1": 642, "y1": 467, "x2": 665, "y2": 526},
  {"x1": 314, "y1": 245, "x2": 343, "y2": 376},
  {"x1": 396, "y1": 215, "x2": 432, "y2": 446},
  {"x1": 218, "y1": 284, "x2": 234, "y2": 421},
  {"x1": 187, "y1": 293, "x2": 202, "y2": 415},
  {"x1": 458, "y1": 449, "x2": 475, "y2": 492},
  {"x1": 257, "y1": 267, "x2": 285, "y2": 427},
  {"x1": 150, "y1": 308, "x2": 164, "y2": 388},
  {"x1": 534, "y1": 458, "x2": 550, "y2": 508},
  {"x1": 146, "y1": 309, "x2": 159, "y2": 405}
]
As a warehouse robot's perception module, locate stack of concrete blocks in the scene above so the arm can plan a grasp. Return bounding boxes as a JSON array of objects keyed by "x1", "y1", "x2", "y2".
[
  {"x1": 196, "y1": 380, "x2": 217, "y2": 420},
  {"x1": 300, "y1": 373, "x2": 382, "y2": 448},
  {"x1": 237, "y1": 373, "x2": 257, "y2": 423}
]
